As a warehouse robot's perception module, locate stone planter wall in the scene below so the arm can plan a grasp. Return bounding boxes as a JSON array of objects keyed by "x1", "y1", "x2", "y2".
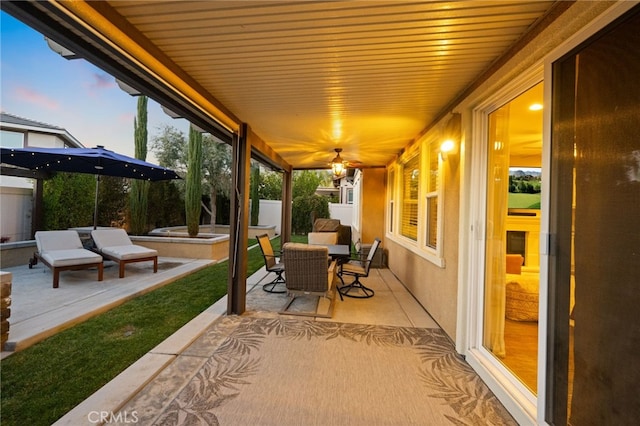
[
  {"x1": 130, "y1": 235, "x2": 230, "y2": 261},
  {"x1": 0, "y1": 240, "x2": 37, "y2": 269},
  {"x1": 1, "y1": 272, "x2": 11, "y2": 351}
]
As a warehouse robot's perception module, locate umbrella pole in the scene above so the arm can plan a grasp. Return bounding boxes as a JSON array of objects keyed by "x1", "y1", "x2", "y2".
[{"x1": 94, "y1": 175, "x2": 100, "y2": 230}]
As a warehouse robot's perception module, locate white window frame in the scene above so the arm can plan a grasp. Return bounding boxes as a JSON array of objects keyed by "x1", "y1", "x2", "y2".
[
  {"x1": 351, "y1": 170, "x2": 362, "y2": 234},
  {"x1": 0, "y1": 130, "x2": 25, "y2": 148},
  {"x1": 399, "y1": 150, "x2": 420, "y2": 242},
  {"x1": 465, "y1": 70, "x2": 544, "y2": 425},
  {"x1": 386, "y1": 166, "x2": 396, "y2": 235},
  {"x1": 346, "y1": 187, "x2": 354, "y2": 204},
  {"x1": 388, "y1": 136, "x2": 445, "y2": 267},
  {"x1": 423, "y1": 135, "x2": 444, "y2": 257}
]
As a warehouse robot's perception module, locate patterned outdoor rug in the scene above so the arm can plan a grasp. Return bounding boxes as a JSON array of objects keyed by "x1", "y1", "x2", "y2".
[{"x1": 118, "y1": 316, "x2": 516, "y2": 425}]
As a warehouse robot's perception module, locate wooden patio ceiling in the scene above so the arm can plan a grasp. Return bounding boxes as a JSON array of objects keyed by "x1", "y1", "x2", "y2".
[{"x1": 3, "y1": 1, "x2": 562, "y2": 170}]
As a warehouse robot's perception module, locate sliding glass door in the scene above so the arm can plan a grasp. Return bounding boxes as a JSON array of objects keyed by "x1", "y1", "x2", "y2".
[
  {"x1": 483, "y1": 83, "x2": 543, "y2": 393},
  {"x1": 548, "y1": 6, "x2": 640, "y2": 424}
]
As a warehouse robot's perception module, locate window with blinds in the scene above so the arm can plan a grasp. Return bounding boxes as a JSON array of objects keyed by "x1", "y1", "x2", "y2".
[
  {"x1": 401, "y1": 154, "x2": 420, "y2": 240},
  {"x1": 390, "y1": 136, "x2": 444, "y2": 265},
  {"x1": 426, "y1": 141, "x2": 439, "y2": 248}
]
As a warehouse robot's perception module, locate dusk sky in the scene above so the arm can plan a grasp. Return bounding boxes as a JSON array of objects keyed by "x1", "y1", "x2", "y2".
[{"x1": 0, "y1": 11, "x2": 190, "y2": 163}]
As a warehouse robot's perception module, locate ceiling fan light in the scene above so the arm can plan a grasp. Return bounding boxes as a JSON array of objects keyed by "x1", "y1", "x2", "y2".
[
  {"x1": 332, "y1": 160, "x2": 345, "y2": 177},
  {"x1": 330, "y1": 148, "x2": 346, "y2": 177}
]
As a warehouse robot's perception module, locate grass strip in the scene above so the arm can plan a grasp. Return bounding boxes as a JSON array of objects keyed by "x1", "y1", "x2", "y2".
[{"x1": 0, "y1": 236, "x2": 293, "y2": 425}]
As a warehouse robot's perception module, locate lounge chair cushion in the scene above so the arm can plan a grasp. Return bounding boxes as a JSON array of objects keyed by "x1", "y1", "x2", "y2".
[
  {"x1": 92, "y1": 229, "x2": 157, "y2": 260},
  {"x1": 101, "y1": 245, "x2": 157, "y2": 260},
  {"x1": 34, "y1": 231, "x2": 105, "y2": 288},
  {"x1": 36, "y1": 230, "x2": 84, "y2": 252},
  {"x1": 40, "y1": 248, "x2": 103, "y2": 267},
  {"x1": 35, "y1": 230, "x2": 102, "y2": 266},
  {"x1": 92, "y1": 229, "x2": 133, "y2": 249}
]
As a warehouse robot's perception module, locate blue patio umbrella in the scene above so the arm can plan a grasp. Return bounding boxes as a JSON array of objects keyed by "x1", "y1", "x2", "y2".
[{"x1": 0, "y1": 145, "x2": 181, "y2": 229}]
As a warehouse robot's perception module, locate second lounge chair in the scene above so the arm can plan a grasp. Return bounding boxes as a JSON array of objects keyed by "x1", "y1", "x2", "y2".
[{"x1": 91, "y1": 229, "x2": 158, "y2": 278}]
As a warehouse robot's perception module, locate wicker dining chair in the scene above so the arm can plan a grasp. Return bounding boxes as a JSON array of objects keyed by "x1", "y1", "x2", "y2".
[{"x1": 279, "y1": 242, "x2": 337, "y2": 318}]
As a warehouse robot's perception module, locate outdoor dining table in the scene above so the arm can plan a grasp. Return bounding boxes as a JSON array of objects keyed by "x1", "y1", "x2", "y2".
[{"x1": 312, "y1": 244, "x2": 350, "y2": 261}]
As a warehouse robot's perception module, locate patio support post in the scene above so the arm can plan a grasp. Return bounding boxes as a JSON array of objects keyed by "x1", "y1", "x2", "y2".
[
  {"x1": 31, "y1": 178, "x2": 44, "y2": 238},
  {"x1": 227, "y1": 123, "x2": 250, "y2": 315},
  {"x1": 280, "y1": 168, "x2": 293, "y2": 244}
]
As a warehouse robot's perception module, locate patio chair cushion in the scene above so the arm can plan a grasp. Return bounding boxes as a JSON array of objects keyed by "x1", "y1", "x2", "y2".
[
  {"x1": 308, "y1": 232, "x2": 338, "y2": 245},
  {"x1": 340, "y1": 260, "x2": 366, "y2": 275},
  {"x1": 313, "y1": 218, "x2": 340, "y2": 232}
]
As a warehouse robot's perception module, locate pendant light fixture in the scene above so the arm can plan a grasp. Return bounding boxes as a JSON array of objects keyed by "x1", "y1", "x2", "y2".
[{"x1": 330, "y1": 148, "x2": 346, "y2": 177}]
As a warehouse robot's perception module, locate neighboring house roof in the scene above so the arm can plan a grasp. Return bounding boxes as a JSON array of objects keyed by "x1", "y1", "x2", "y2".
[{"x1": 0, "y1": 112, "x2": 84, "y2": 148}]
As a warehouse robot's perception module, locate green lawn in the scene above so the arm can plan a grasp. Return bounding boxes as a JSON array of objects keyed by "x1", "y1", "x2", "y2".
[
  {"x1": 508, "y1": 192, "x2": 541, "y2": 209},
  {"x1": 0, "y1": 236, "x2": 300, "y2": 426}
]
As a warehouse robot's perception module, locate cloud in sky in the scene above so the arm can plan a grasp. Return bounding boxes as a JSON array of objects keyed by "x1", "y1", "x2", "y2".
[
  {"x1": 1, "y1": 11, "x2": 191, "y2": 161},
  {"x1": 118, "y1": 112, "x2": 135, "y2": 124},
  {"x1": 12, "y1": 86, "x2": 60, "y2": 111},
  {"x1": 84, "y1": 72, "x2": 117, "y2": 97}
]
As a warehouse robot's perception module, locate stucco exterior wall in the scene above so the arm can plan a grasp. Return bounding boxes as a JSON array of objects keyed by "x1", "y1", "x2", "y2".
[
  {"x1": 361, "y1": 168, "x2": 386, "y2": 245},
  {"x1": 384, "y1": 0, "x2": 619, "y2": 344},
  {"x1": 386, "y1": 151, "x2": 460, "y2": 339}
]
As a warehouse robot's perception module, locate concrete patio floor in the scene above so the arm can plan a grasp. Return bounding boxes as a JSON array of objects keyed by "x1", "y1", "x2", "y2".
[
  {"x1": 1, "y1": 256, "x2": 215, "y2": 356},
  {"x1": 3, "y1": 255, "x2": 457, "y2": 424}
]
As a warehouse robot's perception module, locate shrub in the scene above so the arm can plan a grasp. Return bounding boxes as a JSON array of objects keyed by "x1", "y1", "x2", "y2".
[
  {"x1": 43, "y1": 172, "x2": 95, "y2": 230},
  {"x1": 292, "y1": 194, "x2": 329, "y2": 234}
]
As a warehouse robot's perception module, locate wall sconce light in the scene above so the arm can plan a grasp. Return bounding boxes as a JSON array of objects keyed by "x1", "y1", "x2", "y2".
[
  {"x1": 440, "y1": 139, "x2": 456, "y2": 161},
  {"x1": 331, "y1": 148, "x2": 346, "y2": 178},
  {"x1": 440, "y1": 112, "x2": 461, "y2": 161}
]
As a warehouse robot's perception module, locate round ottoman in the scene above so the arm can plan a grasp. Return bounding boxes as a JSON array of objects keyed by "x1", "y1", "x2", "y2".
[{"x1": 505, "y1": 274, "x2": 539, "y2": 321}]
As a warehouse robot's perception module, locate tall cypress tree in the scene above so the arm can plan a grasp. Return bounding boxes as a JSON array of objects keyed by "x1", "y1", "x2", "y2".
[
  {"x1": 129, "y1": 95, "x2": 149, "y2": 235},
  {"x1": 185, "y1": 124, "x2": 203, "y2": 237},
  {"x1": 250, "y1": 164, "x2": 260, "y2": 226}
]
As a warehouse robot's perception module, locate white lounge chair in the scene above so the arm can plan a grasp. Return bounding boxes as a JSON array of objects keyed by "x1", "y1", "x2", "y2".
[
  {"x1": 91, "y1": 229, "x2": 158, "y2": 278},
  {"x1": 32, "y1": 230, "x2": 104, "y2": 288}
]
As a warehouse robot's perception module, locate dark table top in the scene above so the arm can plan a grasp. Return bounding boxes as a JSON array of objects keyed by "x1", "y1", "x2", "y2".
[{"x1": 315, "y1": 244, "x2": 350, "y2": 257}]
